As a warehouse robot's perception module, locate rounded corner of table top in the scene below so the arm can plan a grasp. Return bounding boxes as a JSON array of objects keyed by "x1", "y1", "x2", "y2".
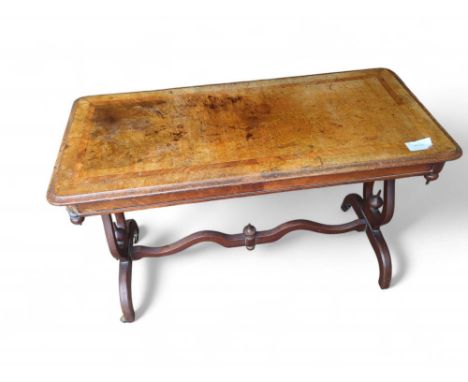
[
  {"x1": 46, "y1": 184, "x2": 62, "y2": 206},
  {"x1": 375, "y1": 67, "x2": 399, "y2": 77},
  {"x1": 46, "y1": 176, "x2": 76, "y2": 207},
  {"x1": 72, "y1": 95, "x2": 92, "y2": 107},
  {"x1": 450, "y1": 143, "x2": 463, "y2": 160}
]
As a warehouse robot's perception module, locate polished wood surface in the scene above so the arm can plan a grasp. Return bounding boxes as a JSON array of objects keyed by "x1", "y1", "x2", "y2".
[{"x1": 47, "y1": 68, "x2": 461, "y2": 215}]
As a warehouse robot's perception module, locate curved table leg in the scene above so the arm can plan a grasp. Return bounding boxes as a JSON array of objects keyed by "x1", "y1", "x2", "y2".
[
  {"x1": 341, "y1": 180, "x2": 395, "y2": 289},
  {"x1": 102, "y1": 213, "x2": 139, "y2": 322},
  {"x1": 120, "y1": 218, "x2": 139, "y2": 322},
  {"x1": 119, "y1": 259, "x2": 135, "y2": 322},
  {"x1": 366, "y1": 228, "x2": 392, "y2": 289}
]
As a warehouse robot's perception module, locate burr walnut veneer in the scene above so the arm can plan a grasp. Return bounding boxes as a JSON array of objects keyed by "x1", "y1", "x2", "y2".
[{"x1": 48, "y1": 68, "x2": 462, "y2": 322}]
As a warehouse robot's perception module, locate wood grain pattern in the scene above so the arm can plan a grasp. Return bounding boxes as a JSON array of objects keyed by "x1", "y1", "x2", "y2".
[{"x1": 47, "y1": 68, "x2": 462, "y2": 215}]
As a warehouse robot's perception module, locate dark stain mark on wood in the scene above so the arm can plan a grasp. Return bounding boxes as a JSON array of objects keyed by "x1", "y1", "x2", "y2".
[
  {"x1": 172, "y1": 124, "x2": 186, "y2": 141},
  {"x1": 203, "y1": 95, "x2": 243, "y2": 110},
  {"x1": 227, "y1": 95, "x2": 242, "y2": 104}
]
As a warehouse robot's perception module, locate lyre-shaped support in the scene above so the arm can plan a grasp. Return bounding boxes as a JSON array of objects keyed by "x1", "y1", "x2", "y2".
[{"x1": 341, "y1": 179, "x2": 395, "y2": 289}]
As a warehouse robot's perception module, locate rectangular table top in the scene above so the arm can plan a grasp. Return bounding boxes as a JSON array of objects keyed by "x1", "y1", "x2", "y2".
[{"x1": 48, "y1": 68, "x2": 461, "y2": 215}]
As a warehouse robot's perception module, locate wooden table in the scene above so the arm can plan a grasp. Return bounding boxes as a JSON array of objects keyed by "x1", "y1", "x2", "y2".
[{"x1": 48, "y1": 68, "x2": 462, "y2": 322}]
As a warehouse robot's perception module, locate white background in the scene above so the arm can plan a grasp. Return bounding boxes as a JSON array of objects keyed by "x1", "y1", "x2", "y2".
[{"x1": 1, "y1": 1, "x2": 467, "y2": 380}]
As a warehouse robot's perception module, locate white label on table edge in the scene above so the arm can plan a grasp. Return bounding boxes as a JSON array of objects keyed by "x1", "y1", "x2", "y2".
[{"x1": 405, "y1": 137, "x2": 433, "y2": 152}]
